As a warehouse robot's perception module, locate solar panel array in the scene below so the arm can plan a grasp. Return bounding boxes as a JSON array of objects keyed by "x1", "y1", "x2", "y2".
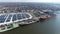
[{"x1": 0, "y1": 13, "x2": 30, "y2": 23}]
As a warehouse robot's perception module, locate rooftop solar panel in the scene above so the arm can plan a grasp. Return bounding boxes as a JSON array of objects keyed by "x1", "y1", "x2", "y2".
[
  {"x1": 21, "y1": 14, "x2": 26, "y2": 19},
  {"x1": 25, "y1": 14, "x2": 30, "y2": 18},
  {"x1": 0, "y1": 13, "x2": 31, "y2": 23},
  {"x1": 6, "y1": 14, "x2": 12, "y2": 22},
  {"x1": 12, "y1": 14, "x2": 17, "y2": 21},
  {"x1": 17, "y1": 14, "x2": 22, "y2": 20},
  {"x1": 0, "y1": 15, "x2": 8, "y2": 23}
]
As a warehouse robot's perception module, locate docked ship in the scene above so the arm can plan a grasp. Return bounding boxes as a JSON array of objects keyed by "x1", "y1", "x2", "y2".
[{"x1": 0, "y1": 13, "x2": 33, "y2": 32}]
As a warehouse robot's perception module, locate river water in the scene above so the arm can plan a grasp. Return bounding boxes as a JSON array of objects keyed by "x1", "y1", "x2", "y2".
[{"x1": 0, "y1": 11, "x2": 60, "y2": 34}]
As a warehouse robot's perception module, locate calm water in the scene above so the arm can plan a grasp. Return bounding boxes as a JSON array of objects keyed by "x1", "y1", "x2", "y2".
[{"x1": 0, "y1": 11, "x2": 60, "y2": 34}]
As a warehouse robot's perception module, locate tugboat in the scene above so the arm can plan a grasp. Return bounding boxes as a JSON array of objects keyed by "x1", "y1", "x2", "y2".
[{"x1": 0, "y1": 13, "x2": 32, "y2": 32}]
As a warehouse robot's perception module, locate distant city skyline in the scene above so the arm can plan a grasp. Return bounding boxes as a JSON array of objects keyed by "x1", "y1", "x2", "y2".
[{"x1": 0, "y1": 0, "x2": 60, "y2": 3}]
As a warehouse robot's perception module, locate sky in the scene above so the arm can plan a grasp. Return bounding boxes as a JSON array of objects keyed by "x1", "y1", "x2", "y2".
[{"x1": 0, "y1": 0, "x2": 60, "y2": 3}]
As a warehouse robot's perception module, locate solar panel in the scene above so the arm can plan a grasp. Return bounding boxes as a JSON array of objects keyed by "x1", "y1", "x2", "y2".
[
  {"x1": 6, "y1": 14, "x2": 12, "y2": 22},
  {"x1": 17, "y1": 13, "x2": 30, "y2": 20},
  {"x1": 12, "y1": 14, "x2": 17, "y2": 21},
  {"x1": 21, "y1": 14, "x2": 26, "y2": 19},
  {"x1": 25, "y1": 14, "x2": 30, "y2": 18},
  {"x1": 0, "y1": 15, "x2": 8, "y2": 23},
  {"x1": 17, "y1": 14, "x2": 22, "y2": 20},
  {"x1": 0, "y1": 13, "x2": 31, "y2": 23}
]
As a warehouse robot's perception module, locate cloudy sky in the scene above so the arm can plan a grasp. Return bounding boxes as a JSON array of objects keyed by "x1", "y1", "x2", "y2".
[{"x1": 0, "y1": 0, "x2": 60, "y2": 3}]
